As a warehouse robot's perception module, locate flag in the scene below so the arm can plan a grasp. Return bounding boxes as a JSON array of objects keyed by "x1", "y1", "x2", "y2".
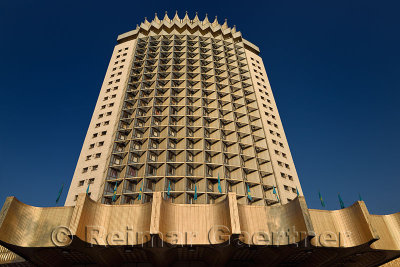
[
  {"x1": 273, "y1": 186, "x2": 280, "y2": 202},
  {"x1": 194, "y1": 184, "x2": 197, "y2": 200},
  {"x1": 319, "y1": 191, "x2": 325, "y2": 207},
  {"x1": 86, "y1": 183, "x2": 90, "y2": 195},
  {"x1": 217, "y1": 173, "x2": 222, "y2": 193},
  {"x1": 56, "y1": 184, "x2": 64, "y2": 204},
  {"x1": 138, "y1": 185, "x2": 142, "y2": 201},
  {"x1": 167, "y1": 181, "x2": 171, "y2": 197},
  {"x1": 247, "y1": 184, "x2": 252, "y2": 201},
  {"x1": 112, "y1": 182, "x2": 117, "y2": 202},
  {"x1": 358, "y1": 193, "x2": 363, "y2": 201},
  {"x1": 338, "y1": 193, "x2": 345, "y2": 209},
  {"x1": 296, "y1": 187, "x2": 299, "y2": 197}
]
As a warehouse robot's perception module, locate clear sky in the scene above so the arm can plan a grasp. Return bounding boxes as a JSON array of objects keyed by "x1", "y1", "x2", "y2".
[{"x1": 0, "y1": 0, "x2": 399, "y2": 214}]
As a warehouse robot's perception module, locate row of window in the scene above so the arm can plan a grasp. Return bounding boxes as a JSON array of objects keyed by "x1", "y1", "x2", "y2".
[
  {"x1": 280, "y1": 172, "x2": 293, "y2": 181},
  {"x1": 89, "y1": 141, "x2": 104, "y2": 149},
  {"x1": 98, "y1": 111, "x2": 112, "y2": 118},
  {"x1": 103, "y1": 94, "x2": 117, "y2": 101},
  {"x1": 101, "y1": 103, "x2": 114, "y2": 109},
  {"x1": 95, "y1": 121, "x2": 110, "y2": 128},
  {"x1": 106, "y1": 86, "x2": 119, "y2": 93},
  {"x1": 92, "y1": 131, "x2": 107, "y2": 138},
  {"x1": 86, "y1": 153, "x2": 101, "y2": 161},
  {"x1": 82, "y1": 165, "x2": 98, "y2": 173},
  {"x1": 78, "y1": 178, "x2": 95, "y2": 187},
  {"x1": 274, "y1": 149, "x2": 287, "y2": 158},
  {"x1": 277, "y1": 161, "x2": 290, "y2": 169}
]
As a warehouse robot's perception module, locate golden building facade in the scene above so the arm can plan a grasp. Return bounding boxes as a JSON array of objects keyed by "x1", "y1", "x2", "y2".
[{"x1": 65, "y1": 12, "x2": 302, "y2": 207}]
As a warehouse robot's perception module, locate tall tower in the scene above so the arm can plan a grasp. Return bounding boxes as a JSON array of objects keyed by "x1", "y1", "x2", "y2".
[{"x1": 65, "y1": 12, "x2": 303, "y2": 206}]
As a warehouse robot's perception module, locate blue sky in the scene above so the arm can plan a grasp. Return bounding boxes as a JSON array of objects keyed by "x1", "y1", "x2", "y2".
[{"x1": 0, "y1": 0, "x2": 399, "y2": 214}]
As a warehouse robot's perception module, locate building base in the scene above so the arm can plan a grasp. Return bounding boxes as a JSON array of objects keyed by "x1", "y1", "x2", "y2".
[{"x1": 0, "y1": 193, "x2": 399, "y2": 266}]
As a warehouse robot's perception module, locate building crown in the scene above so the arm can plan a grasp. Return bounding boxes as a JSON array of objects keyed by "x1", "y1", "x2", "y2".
[{"x1": 137, "y1": 11, "x2": 237, "y2": 33}]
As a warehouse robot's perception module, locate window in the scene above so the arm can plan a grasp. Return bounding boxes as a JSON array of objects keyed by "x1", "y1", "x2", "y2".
[
  {"x1": 277, "y1": 133, "x2": 281, "y2": 138},
  {"x1": 121, "y1": 59, "x2": 125, "y2": 62},
  {"x1": 88, "y1": 178, "x2": 95, "y2": 184},
  {"x1": 82, "y1": 167, "x2": 88, "y2": 173},
  {"x1": 110, "y1": 74, "x2": 115, "y2": 78},
  {"x1": 106, "y1": 88, "x2": 111, "y2": 93},
  {"x1": 92, "y1": 165, "x2": 98, "y2": 171},
  {"x1": 111, "y1": 94, "x2": 116, "y2": 98},
  {"x1": 274, "y1": 150, "x2": 280, "y2": 155},
  {"x1": 288, "y1": 175, "x2": 293, "y2": 181},
  {"x1": 167, "y1": 165, "x2": 175, "y2": 175},
  {"x1": 187, "y1": 165, "x2": 194, "y2": 175},
  {"x1": 74, "y1": 195, "x2": 78, "y2": 201},
  {"x1": 284, "y1": 185, "x2": 289, "y2": 191},
  {"x1": 101, "y1": 131, "x2": 107, "y2": 136},
  {"x1": 118, "y1": 49, "x2": 122, "y2": 52},
  {"x1": 124, "y1": 47, "x2": 128, "y2": 50},
  {"x1": 116, "y1": 79, "x2": 120, "y2": 82},
  {"x1": 279, "y1": 142, "x2": 284, "y2": 148},
  {"x1": 89, "y1": 143, "x2": 95, "y2": 149},
  {"x1": 95, "y1": 153, "x2": 101, "y2": 158},
  {"x1": 118, "y1": 72, "x2": 122, "y2": 75},
  {"x1": 104, "y1": 121, "x2": 110, "y2": 125},
  {"x1": 108, "y1": 81, "x2": 113, "y2": 85},
  {"x1": 78, "y1": 180, "x2": 84, "y2": 187},
  {"x1": 151, "y1": 141, "x2": 158, "y2": 149},
  {"x1": 114, "y1": 86, "x2": 118, "y2": 90},
  {"x1": 109, "y1": 103, "x2": 114, "y2": 107},
  {"x1": 98, "y1": 141, "x2": 104, "y2": 147},
  {"x1": 169, "y1": 140, "x2": 176, "y2": 148},
  {"x1": 112, "y1": 67, "x2": 116, "y2": 71},
  {"x1": 101, "y1": 105, "x2": 106, "y2": 109},
  {"x1": 103, "y1": 97, "x2": 109, "y2": 101},
  {"x1": 98, "y1": 114, "x2": 104, "y2": 119},
  {"x1": 149, "y1": 153, "x2": 157, "y2": 162},
  {"x1": 148, "y1": 166, "x2": 156, "y2": 176},
  {"x1": 285, "y1": 164, "x2": 290, "y2": 169},
  {"x1": 106, "y1": 112, "x2": 112, "y2": 116},
  {"x1": 292, "y1": 188, "x2": 296, "y2": 193},
  {"x1": 86, "y1": 155, "x2": 91, "y2": 161},
  {"x1": 95, "y1": 123, "x2": 101, "y2": 128},
  {"x1": 92, "y1": 133, "x2": 98, "y2": 138},
  {"x1": 272, "y1": 140, "x2": 277, "y2": 144},
  {"x1": 282, "y1": 153, "x2": 287, "y2": 158}
]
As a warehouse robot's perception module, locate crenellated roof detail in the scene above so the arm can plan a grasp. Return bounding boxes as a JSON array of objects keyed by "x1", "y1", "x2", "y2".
[{"x1": 117, "y1": 11, "x2": 243, "y2": 44}]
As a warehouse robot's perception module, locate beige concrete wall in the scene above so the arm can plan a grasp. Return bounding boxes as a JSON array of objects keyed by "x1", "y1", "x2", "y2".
[
  {"x1": 245, "y1": 49, "x2": 303, "y2": 204},
  {"x1": 65, "y1": 39, "x2": 137, "y2": 206}
]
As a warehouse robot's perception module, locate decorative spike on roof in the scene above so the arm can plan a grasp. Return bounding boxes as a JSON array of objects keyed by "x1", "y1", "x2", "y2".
[
  {"x1": 163, "y1": 11, "x2": 171, "y2": 23},
  {"x1": 212, "y1": 16, "x2": 219, "y2": 27},
  {"x1": 154, "y1": 13, "x2": 161, "y2": 24},
  {"x1": 193, "y1": 12, "x2": 200, "y2": 23}
]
